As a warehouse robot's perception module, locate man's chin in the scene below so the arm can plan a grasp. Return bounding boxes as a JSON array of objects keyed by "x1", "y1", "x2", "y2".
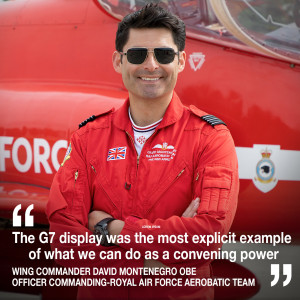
[{"x1": 139, "y1": 88, "x2": 167, "y2": 100}]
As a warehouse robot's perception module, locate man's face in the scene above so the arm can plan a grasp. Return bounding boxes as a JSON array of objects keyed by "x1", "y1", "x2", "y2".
[{"x1": 113, "y1": 28, "x2": 186, "y2": 101}]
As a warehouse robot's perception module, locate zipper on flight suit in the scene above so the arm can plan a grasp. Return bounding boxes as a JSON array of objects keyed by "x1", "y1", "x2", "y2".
[
  {"x1": 145, "y1": 167, "x2": 186, "y2": 216},
  {"x1": 72, "y1": 170, "x2": 79, "y2": 207},
  {"x1": 125, "y1": 129, "x2": 158, "y2": 214},
  {"x1": 91, "y1": 165, "x2": 96, "y2": 173},
  {"x1": 177, "y1": 169, "x2": 185, "y2": 178},
  {"x1": 125, "y1": 131, "x2": 139, "y2": 192},
  {"x1": 125, "y1": 130, "x2": 157, "y2": 169},
  {"x1": 89, "y1": 162, "x2": 119, "y2": 213},
  {"x1": 126, "y1": 131, "x2": 140, "y2": 168},
  {"x1": 75, "y1": 170, "x2": 79, "y2": 181}
]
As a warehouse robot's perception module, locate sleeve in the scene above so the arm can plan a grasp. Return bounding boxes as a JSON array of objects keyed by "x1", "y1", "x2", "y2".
[
  {"x1": 118, "y1": 128, "x2": 239, "y2": 267},
  {"x1": 46, "y1": 132, "x2": 143, "y2": 277}
]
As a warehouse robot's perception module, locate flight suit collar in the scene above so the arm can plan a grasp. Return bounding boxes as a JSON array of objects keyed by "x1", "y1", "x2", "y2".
[{"x1": 113, "y1": 92, "x2": 184, "y2": 131}]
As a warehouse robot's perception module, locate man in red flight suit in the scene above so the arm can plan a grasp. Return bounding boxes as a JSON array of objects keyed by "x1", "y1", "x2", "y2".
[{"x1": 46, "y1": 3, "x2": 239, "y2": 300}]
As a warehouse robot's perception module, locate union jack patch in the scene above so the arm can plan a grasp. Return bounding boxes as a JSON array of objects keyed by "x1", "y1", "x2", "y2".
[{"x1": 107, "y1": 147, "x2": 127, "y2": 161}]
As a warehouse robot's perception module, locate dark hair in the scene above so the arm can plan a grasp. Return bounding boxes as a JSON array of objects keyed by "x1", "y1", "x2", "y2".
[{"x1": 115, "y1": 3, "x2": 186, "y2": 52}]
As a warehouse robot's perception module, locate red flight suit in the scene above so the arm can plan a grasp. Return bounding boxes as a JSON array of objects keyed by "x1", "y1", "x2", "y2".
[{"x1": 46, "y1": 92, "x2": 239, "y2": 300}]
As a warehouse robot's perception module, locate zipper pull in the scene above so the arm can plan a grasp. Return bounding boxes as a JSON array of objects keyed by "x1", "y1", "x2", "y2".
[
  {"x1": 75, "y1": 170, "x2": 79, "y2": 182},
  {"x1": 91, "y1": 165, "x2": 96, "y2": 173},
  {"x1": 195, "y1": 172, "x2": 199, "y2": 181},
  {"x1": 177, "y1": 169, "x2": 185, "y2": 178},
  {"x1": 137, "y1": 155, "x2": 140, "y2": 166}
]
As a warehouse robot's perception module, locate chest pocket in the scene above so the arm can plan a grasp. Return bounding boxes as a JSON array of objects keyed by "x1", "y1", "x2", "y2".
[
  {"x1": 89, "y1": 159, "x2": 122, "y2": 218},
  {"x1": 144, "y1": 160, "x2": 193, "y2": 218}
]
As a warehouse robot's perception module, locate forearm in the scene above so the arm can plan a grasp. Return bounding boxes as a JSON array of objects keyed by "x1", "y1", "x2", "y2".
[
  {"x1": 88, "y1": 210, "x2": 125, "y2": 243},
  {"x1": 118, "y1": 166, "x2": 239, "y2": 265},
  {"x1": 88, "y1": 199, "x2": 200, "y2": 269},
  {"x1": 48, "y1": 210, "x2": 143, "y2": 274}
]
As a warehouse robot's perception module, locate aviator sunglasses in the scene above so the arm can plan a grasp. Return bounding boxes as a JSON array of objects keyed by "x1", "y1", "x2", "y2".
[{"x1": 119, "y1": 47, "x2": 179, "y2": 64}]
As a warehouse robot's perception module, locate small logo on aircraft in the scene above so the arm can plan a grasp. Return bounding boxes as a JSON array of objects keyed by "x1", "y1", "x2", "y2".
[
  {"x1": 153, "y1": 143, "x2": 175, "y2": 150},
  {"x1": 188, "y1": 52, "x2": 205, "y2": 71},
  {"x1": 253, "y1": 148, "x2": 278, "y2": 193}
]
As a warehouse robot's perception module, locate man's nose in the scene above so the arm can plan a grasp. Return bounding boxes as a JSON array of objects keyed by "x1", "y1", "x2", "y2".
[{"x1": 143, "y1": 52, "x2": 159, "y2": 71}]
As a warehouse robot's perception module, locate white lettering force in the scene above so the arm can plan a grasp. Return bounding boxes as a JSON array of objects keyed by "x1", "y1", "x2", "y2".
[{"x1": 0, "y1": 136, "x2": 67, "y2": 173}]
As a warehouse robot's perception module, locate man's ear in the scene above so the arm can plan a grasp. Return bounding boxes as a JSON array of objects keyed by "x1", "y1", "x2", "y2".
[
  {"x1": 112, "y1": 51, "x2": 122, "y2": 74},
  {"x1": 178, "y1": 51, "x2": 186, "y2": 73}
]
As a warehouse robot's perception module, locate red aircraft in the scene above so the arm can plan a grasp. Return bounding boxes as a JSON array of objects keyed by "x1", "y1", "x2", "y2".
[{"x1": 0, "y1": 0, "x2": 299, "y2": 299}]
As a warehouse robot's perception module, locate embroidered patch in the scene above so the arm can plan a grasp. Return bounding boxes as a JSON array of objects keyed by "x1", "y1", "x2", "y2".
[
  {"x1": 61, "y1": 142, "x2": 72, "y2": 166},
  {"x1": 146, "y1": 143, "x2": 177, "y2": 162},
  {"x1": 107, "y1": 147, "x2": 127, "y2": 161},
  {"x1": 153, "y1": 142, "x2": 175, "y2": 150}
]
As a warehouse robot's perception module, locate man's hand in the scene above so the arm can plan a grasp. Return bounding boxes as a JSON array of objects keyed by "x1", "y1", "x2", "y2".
[
  {"x1": 181, "y1": 197, "x2": 200, "y2": 218},
  {"x1": 88, "y1": 197, "x2": 200, "y2": 232},
  {"x1": 143, "y1": 198, "x2": 200, "y2": 270},
  {"x1": 88, "y1": 198, "x2": 199, "y2": 268},
  {"x1": 144, "y1": 259, "x2": 167, "y2": 270}
]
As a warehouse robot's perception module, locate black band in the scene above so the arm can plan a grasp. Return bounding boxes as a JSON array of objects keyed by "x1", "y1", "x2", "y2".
[{"x1": 94, "y1": 217, "x2": 116, "y2": 247}]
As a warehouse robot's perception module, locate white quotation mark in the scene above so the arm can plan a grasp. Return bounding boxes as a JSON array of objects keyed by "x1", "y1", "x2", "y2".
[
  {"x1": 13, "y1": 204, "x2": 34, "y2": 227},
  {"x1": 271, "y1": 264, "x2": 292, "y2": 287}
]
